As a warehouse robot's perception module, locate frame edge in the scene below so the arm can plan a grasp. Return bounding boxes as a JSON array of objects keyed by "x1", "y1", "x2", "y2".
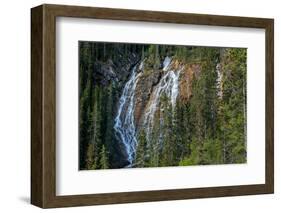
[
  {"x1": 265, "y1": 19, "x2": 274, "y2": 194},
  {"x1": 31, "y1": 5, "x2": 44, "y2": 208}
]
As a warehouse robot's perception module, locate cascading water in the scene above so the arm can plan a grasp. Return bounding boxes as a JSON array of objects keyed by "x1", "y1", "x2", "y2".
[
  {"x1": 143, "y1": 57, "x2": 183, "y2": 141},
  {"x1": 114, "y1": 64, "x2": 142, "y2": 166},
  {"x1": 216, "y1": 63, "x2": 223, "y2": 98},
  {"x1": 114, "y1": 57, "x2": 183, "y2": 167}
]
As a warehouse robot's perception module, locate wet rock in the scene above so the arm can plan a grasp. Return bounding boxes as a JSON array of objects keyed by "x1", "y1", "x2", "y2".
[
  {"x1": 92, "y1": 51, "x2": 139, "y2": 87},
  {"x1": 134, "y1": 69, "x2": 162, "y2": 129}
]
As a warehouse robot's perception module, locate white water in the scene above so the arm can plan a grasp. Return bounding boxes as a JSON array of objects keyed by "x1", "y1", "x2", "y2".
[
  {"x1": 163, "y1": 56, "x2": 172, "y2": 71},
  {"x1": 143, "y1": 57, "x2": 183, "y2": 141},
  {"x1": 114, "y1": 65, "x2": 142, "y2": 166},
  {"x1": 114, "y1": 57, "x2": 183, "y2": 166},
  {"x1": 216, "y1": 63, "x2": 223, "y2": 98}
]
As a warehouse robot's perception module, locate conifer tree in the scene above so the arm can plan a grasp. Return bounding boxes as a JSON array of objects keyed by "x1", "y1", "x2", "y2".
[
  {"x1": 100, "y1": 145, "x2": 109, "y2": 169},
  {"x1": 135, "y1": 130, "x2": 148, "y2": 167}
]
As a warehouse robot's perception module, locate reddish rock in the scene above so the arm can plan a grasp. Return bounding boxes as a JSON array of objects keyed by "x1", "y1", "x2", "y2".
[{"x1": 179, "y1": 64, "x2": 201, "y2": 103}]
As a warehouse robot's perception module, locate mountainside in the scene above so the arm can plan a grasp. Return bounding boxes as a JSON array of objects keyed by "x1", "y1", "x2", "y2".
[{"x1": 79, "y1": 42, "x2": 247, "y2": 170}]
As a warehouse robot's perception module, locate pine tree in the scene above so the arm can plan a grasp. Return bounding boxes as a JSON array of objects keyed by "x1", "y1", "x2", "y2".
[
  {"x1": 100, "y1": 145, "x2": 109, "y2": 169},
  {"x1": 88, "y1": 86, "x2": 103, "y2": 168},
  {"x1": 86, "y1": 143, "x2": 97, "y2": 169},
  {"x1": 79, "y1": 79, "x2": 91, "y2": 169},
  {"x1": 105, "y1": 84, "x2": 114, "y2": 154},
  {"x1": 135, "y1": 130, "x2": 148, "y2": 167},
  {"x1": 160, "y1": 95, "x2": 177, "y2": 166},
  {"x1": 149, "y1": 112, "x2": 161, "y2": 167}
]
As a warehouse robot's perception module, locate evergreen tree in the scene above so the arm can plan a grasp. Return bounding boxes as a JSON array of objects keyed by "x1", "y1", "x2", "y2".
[
  {"x1": 100, "y1": 145, "x2": 109, "y2": 169},
  {"x1": 105, "y1": 84, "x2": 114, "y2": 151},
  {"x1": 160, "y1": 95, "x2": 177, "y2": 166},
  {"x1": 135, "y1": 130, "x2": 148, "y2": 167},
  {"x1": 89, "y1": 86, "x2": 102, "y2": 168},
  {"x1": 85, "y1": 143, "x2": 98, "y2": 169}
]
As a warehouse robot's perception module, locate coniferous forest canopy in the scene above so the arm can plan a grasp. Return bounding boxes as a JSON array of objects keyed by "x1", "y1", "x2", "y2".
[{"x1": 79, "y1": 41, "x2": 247, "y2": 170}]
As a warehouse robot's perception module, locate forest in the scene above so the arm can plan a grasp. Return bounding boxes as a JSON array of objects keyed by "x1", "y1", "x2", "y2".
[{"x1": 79, "y1": 41, "x2": 247, "y2": 170}]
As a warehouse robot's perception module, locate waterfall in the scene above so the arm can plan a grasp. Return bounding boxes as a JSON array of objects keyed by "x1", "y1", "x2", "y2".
[
  {"x1": 163, "y1": 56, "x2": 172, "y2": 71},
  {"x1": 143, "y1": 57, "x2": 183, "y2": 141},
  {"x1": 114, "y1": 64, "x2": 142, "y2": 166},
  {"x1": 216, "y1": 63, "x2": 223, "y2": 98},
  {"x1": 114, "y1": 57, "x2": 183, "y2": 166}
]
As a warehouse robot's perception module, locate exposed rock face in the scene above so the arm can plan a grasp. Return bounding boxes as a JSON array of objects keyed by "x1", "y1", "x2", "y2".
[
  {"x1": 132, "y1": 59, "x2": 201, "y2": 131},
  {"x1": 94, "y1": 54, "x2": 202, "y2": 134},
  {"x1": 92, "y1": 53, "x2": 139, "y2": 87},
  {"x1": 179, "y1": 63, "x2": 201, "y2": 103},
  {"x1": 134, "y1": 68, "x2": 163, "y2": 128},
  {"x1": 113, "y1": 56, "x2": 202, "y2": 167}
]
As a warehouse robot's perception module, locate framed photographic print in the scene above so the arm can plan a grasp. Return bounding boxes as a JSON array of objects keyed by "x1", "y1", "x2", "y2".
[{"x1": 31, "y1": 4, "x2": 274, "y2": 208}]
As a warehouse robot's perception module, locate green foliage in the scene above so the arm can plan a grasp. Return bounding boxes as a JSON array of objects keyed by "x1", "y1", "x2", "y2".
[
  {"x1": 179, "y1": 139, "x2": 200, "y2": 166},
  {"x1": 218, "y1": 48, "x2": 247, "y2": 164},
  {"x1": 146, "y1": 45, "x2": 161, "y2": 69},
  {"x1": 201, "y1": 139, "x2": 223, "y2": 164}
]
